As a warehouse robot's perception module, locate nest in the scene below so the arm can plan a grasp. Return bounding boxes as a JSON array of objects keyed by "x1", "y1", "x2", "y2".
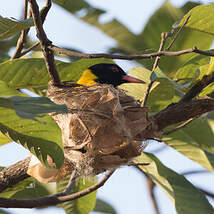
[{"x1": 28, "y1": 83, "x2": 157, "y2": 183}]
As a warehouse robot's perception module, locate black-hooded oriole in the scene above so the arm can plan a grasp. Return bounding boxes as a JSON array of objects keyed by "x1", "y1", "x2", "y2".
[{"x1": 77, "y1": 63, "x2": 145, "y2": 87}]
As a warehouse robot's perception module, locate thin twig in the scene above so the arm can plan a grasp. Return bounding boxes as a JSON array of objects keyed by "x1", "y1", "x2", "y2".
[
  {"x1": 128, "y1": 162, "x2": 150, "y2": 167},
  {"x1": 19, "y1": 42, "x2": 40, "y2": 57},
  {"x1": 146, "y1": 176, "x2": 160, "y2": 214},
  {"x1": 199, "y1": 188, "x2": 214, "y2": 199},
  {"x1": 163, "y1": 117, "x2": 198, "y2": 135},
  {"x1": 28, "y1": 0, "x2": 61, "y2": 85},
  {"x1": 147, "y1": 144, "x2": 168, "y2": 154},
  {"x1": 11, "y1": 0, "x2": 30, "y2": 59},
  {"x1": 0, "y1": 170, "x2": 115, "y2": 208},
  {"x1": 40, "y1": 0, "x2": 51, "y2": 24},
  {"x1": 134, "y1": 166, "x2": 160, "y2": 214},
  {"x1": 180, "y1": 72, "x2": 214, "y2": 103},
  {"x1": 19, "y1": 43, "x2": 214, "y2": 61},
  {"x1": 181, "y1": 170, "x2": 209, "y2": 176},
  {"x1": 152, "y1": 33, "x2": 168, "y2": 71},
  {"x1": 194, "y1": 47, "x2": 214, "y2": 56},
  {"x1": 59, "y1": 170, "x2": 77, "y2": 196},
  {"x1": 166, "y1": 14, "x2": 191, "y2": 50},
  {"x1": 49, "y1": 45, "x2": 214, "y2": 60},
  {"x1": 143, "y1": 16, "x2": 190, "y2": 108},
  {"x1": 18, "y1": 0, "x2": 51, "y2": 58},
  {"x1": 142, "y1": 33, "x2": 168, "y2": 107}
]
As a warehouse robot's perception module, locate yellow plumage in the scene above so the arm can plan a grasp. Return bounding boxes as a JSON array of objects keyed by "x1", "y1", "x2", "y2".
[{"x1": 77, "y1": 69, "x2": 98, "y2": 86}]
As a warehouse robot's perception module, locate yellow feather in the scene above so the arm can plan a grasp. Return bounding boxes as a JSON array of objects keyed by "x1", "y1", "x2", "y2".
[{"x1": 77, "y1": 69, "x2": 98, "y2": 86}]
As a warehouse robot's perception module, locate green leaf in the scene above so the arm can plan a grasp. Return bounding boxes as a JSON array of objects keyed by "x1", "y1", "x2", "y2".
[
  {"x1": 176, "y1": 60, "x2": 214, "y2": 97},
  {"x1": 162, "y1": 117, "x2": 214, "y2": 171},
  {"x1": 0, "y1": 52, "x2": 9, "y2": 63},
  {"x1": 94, "y1": 199, "x2": 117, "y2": 214},
  {"x1": 0, "y1": 81, "x2": 22, "y2": 146},
  {"x1": 0, "y1": 177, "x2": 33, "y2": 198},
  {"x1": 0, "y1": 58, "x2": 53, "y2": 88},
  {"x1": 54, "y1": 1, "x2": 213, "y2": 76},
  {"x1": 12, "y1": 181, "x2": 54, "y2": 199},
  {"x1": 53, "y1": 0, "x2": 91, "y2": 14},
  {"x1": 0, "y1": 80, "x2": 64, "y2": 168},
  {"x1": 138, "y1": 1, "x2": 184, "y2": 63},
  {"x1": 0, "y1": 16, "x2": 33, "y2": 40},
  {"x1": 175, "y1": 51, "x2": 213, "y2": 81},
  {"x1": 0, "y1": 176, "x2": 53, "y2": 200},
  {"x1": 0, "y1": 100, "x2": 64, "y2": 168},
  {"x1": 139, "y1": 2, "x2": 213, "y2": 74},
  {"x1": 0, "y1": 81, "x2": 22, "y2": 145},
  {"x1": 147, "y1": 78, "x2": 175, "y2": 112},
  {"x1": 0, "y1": 209, "x2": 12, "y2": 214},
  {"x1": 0, "y1": 114, "x2": 64, "y2": 168},
  {"x1": 0, "y1": 34, "x2": 19, "y2": 53},
  {"x1": 143, "y1": 2, "x2": 212, "y2": 74},
  {"x1": 0, "y1": 96, "x2": 67, "y2": 121},
  {"x1": 119, "y1": 66, "x2": 151, "y2": 101},
  {"x1": 76, "y1": 1, "x2": 208, "y2": 75},
  {"x1": 54, "y1": 0, "x2": 139, "y2": 52},
  {"x1": 0, "y1": 80, "x2": 23, "y2": 96},
  {"x1": 137, "y1": 153, "x2": 214, "y2": 214},
  {"x1": 200, "y1": 83, "x2": 214, "y2": 97},
  {"x1": 181, "y1": 5, "x2": 214, "y2": 36},
  {"x1": 0, "y1": 58, "x2": 113, "y2": 89},
  {"x1": 81, "y1": 10, "x2": 136, "y2": 52},
  {"x1": 57, "y1": 175, "x2": 97, "y2": 214}
]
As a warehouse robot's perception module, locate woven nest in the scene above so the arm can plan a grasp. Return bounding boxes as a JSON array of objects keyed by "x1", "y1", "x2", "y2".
[{"x1": 28, "y1": 83, "x2": 157, "y2": 183}]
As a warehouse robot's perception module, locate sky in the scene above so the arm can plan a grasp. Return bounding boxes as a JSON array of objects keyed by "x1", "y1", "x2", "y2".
[{"x1": 0, "y1": 0, "x2": 214, "y2": 214}]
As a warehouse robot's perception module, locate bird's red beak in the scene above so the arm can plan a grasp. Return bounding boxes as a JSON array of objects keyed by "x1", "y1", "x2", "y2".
[{"x1": 122, "y1": 75, "x2": 145, "y2": 84}]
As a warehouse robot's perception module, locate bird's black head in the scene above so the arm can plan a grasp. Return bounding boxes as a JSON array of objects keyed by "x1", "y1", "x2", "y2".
[{"x1": 89, "y1": 63, "x2": 144, "y2": 87}]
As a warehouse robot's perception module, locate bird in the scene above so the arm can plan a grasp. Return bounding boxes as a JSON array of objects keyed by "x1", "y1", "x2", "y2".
[
  {"x1": 75, "y1": 63, "x2": 145, "y2": 153},
  {"x1": 77, "y1": 63, "x2": 145, "y2": 87}
]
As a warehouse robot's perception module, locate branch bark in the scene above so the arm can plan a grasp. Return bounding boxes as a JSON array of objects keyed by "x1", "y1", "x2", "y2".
[
  {"x1": 180, "y1": 73, "x2": 214, "y2": 103},
  {"x1": 152, "y1": 98, "x2": 214, "y2": 131},
  {"x1": 133, "y1": 98, "x2": 214, "y2": 141},
  {"x1": 28, "y1": 0, "x2": 61, "y2": 85},
  {"x1": 146, "y1": 176, "x2": 160, "y2": 214},
  {"x1": 0, "y1": 170, "x2": 114, "y2": 208},
  {"x1": 48, "y1": 45, "x2": 214, "y2": 60},
  {"x1": 11, "y1": 0, "x2": 30, "y2": 59},
  {"x1": 0, "y1": 158, "x2": 30, "y2": 193}
]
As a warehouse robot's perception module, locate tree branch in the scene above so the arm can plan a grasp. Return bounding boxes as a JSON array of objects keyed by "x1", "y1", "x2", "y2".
[
  {"x1": 0, "y1": 158, "x2": 30, "y2": 193},
  {"x1": 0, "y1": 170, "x2": 114, "y2": 208},
  {"x1": 60, "y1": 170, "x2": 77, "y2": 196},
  {"x1": 166, "y1": 14, "x2": 191, "y2": 50},
  {"x1": 11, "y1": 0, "x2": 30, "y2": 59},
  {"x1": 134, "y1": 166, "x2": 160, "y2": 214},
  {"x1": 181, "y1": 170, "x2": 209, "y2": 176},
  {"x1": 198, "y1": 188, "x2": 214, "y2": 199},
  {"x1": 162, "y1": 117, "x2": 198, "y2": 135},
  {"x1": 143, "y1": 32, "x2": 168, "y2": 107},
  {"x1": 146, "y1": 176, "x2": 160, "y2": 214},
  {"x1": 143, "y1": 16, "x2": 190, "y2": 108},
  {"x1": 180, "y1": 72, "x2": 214, "y2": 103},
  {"x1": 48, "y1": 45, "x2": 214, "y2": 60},
  {"x1": 152, "y1": 98, "x2": 214, "y2": 132},
  {"x1": 28, "y1": 0, "x2": 61, "y2": 85},
  {"x1": 19, "y1": 42, "x2": 40, "y2": 57}
]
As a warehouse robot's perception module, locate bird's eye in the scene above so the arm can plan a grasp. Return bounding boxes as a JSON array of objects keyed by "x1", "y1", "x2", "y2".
[{"x1": 111, "y1": 66, "x2": 119, "y2": 73}]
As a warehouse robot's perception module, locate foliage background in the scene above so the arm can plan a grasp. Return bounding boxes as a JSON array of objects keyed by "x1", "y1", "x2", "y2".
[{"x1": 0, "y1": 0, "x2": 214, "y2": 214}]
